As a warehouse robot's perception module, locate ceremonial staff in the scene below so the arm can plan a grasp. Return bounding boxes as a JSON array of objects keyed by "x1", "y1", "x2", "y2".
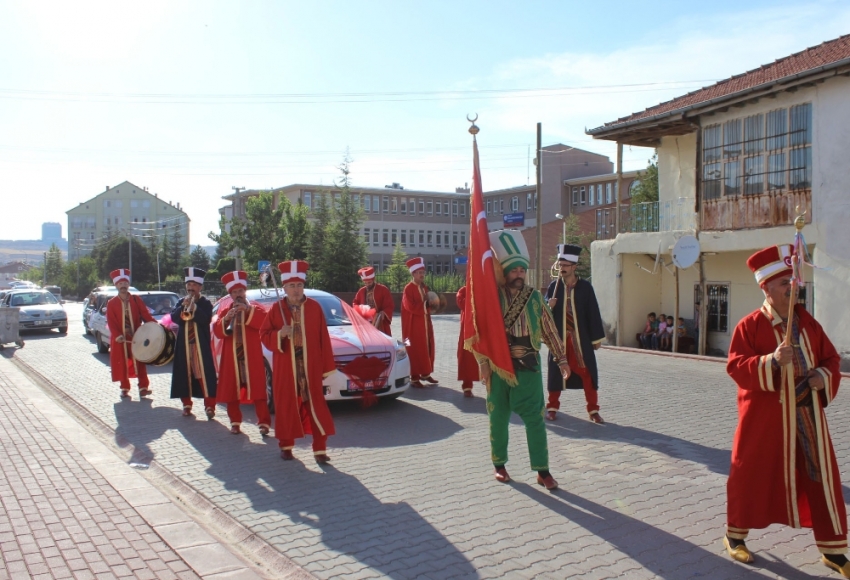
[{"x1": 781, "y1": 207, "x2": 806, "y2": 387}]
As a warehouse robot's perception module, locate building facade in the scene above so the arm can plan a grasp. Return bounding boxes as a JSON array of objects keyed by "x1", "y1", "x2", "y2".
[
  {"x1": 586, "y1": 35, "x2": 850, "y2": 368},
  {"x1": 66, "y1": 181, "x2": 190, "y2": 260},
  {"x1": 41, "y1": 222, "x2": 63, "y2": 243}
]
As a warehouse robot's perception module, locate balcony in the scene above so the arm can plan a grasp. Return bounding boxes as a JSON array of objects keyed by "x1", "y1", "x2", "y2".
[
  {"x1": 701, "y1": 189, "x2": 811, "y2": 231},
  {"x1": 596, "y1": 199, "x2": 697, "y2": 240}
]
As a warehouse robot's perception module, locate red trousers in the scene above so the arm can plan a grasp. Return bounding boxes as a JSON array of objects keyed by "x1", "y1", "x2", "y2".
[
  {"x1": 727, "y1": 442, "x2": 848, "y2": 554},
  {"x1": 279, "y1": 401, "x2": 327, "y2": 454},
  {"x1": 119, "y1": 363, "x2": 149, "y2": 391},
  {"x1": 546, "y1": 366, "x2": 599, "y2": 415},
  {"x1": 181, "y1": 397, "x2": 216, "y2": 409},
  {"x1": 226, "y1": 401, "x2": 271, "y2": 428}
]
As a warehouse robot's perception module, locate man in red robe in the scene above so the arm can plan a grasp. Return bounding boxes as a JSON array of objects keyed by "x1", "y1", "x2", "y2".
[
  {"x1": 455, "y1": 285, "x2": 479, "y2": 397},
  {"x1": 724, "y1": 244, "x2": 847, "y2": 577},
  {"x1": 352, "y1": 266, "x2": 394, "y2": 336},
  {"x1": 260, "y1": 260, "x2": 337, "y2": 463},
  {"x1": 401, "y1": 257, "x2": 437, "y2": 388},
  {"x1": 105, "y1": 269, "x2": 155, "y2": 399},
  {"x1": 213, "y1": 270, "x2": 271, "y2": 436}
]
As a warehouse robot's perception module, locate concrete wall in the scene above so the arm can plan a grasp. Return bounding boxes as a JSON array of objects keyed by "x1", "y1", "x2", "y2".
[
  {"x1": 657, "y1": 132, "x2": 697, "y2": 204},
  {"x1": 590, "y1": 239, "x2": 618, "y2": 343}
]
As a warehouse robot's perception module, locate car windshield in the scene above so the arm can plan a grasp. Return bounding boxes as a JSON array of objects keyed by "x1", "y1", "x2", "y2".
[
  {"x1": 141, "y1": 294, "x2": 179, "y2": 315},
  {"x1": 240, "y1": 290, "x2": 351, "y2": 326},
  {"x1": 10, "y1": 292, "x2": 59, "y2": 306}
]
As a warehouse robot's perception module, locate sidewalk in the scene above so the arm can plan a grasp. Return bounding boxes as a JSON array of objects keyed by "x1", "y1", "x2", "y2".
[{"x1": 0, "y1": 354, "x2": 269, "y2": 580}]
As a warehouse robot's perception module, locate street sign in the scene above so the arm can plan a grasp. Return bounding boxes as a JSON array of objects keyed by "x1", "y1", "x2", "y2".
[
  {"x1": 503, "y1": 213, "x2": 525, "y2": 227},
  {"x1": 453, "y1": 256, "x2": 468, "y2": 265},
  {"x1": 258, "y1": 260, "x2": 270, "y2": 273}
]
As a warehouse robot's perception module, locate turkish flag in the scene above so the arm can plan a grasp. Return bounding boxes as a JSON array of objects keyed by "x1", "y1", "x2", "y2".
[{"x1": 463, "y1": 136, "x2": 516, "y2": 386}]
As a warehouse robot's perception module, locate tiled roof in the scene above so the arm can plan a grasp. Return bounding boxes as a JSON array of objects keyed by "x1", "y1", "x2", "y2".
[{"x1": 594, "y1": 34, "x2": 850, "y2": 131}]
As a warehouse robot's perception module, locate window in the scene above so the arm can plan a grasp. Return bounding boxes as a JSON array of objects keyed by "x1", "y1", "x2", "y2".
[
  {"x1": 580, "y1": 186, "x2": 586, "y2": 205},
  {"x1": 499, "y1": 199, "x2": 504, "y2": 214},
  {"x1": 352, "y1": 194, "x2": 359, "y2": 207},
  {"x1": 391, "y1": 229, "x2": 397, "y2": 245},
  {"x1": 453, "y1": 231, "x2": 458, "y2": 248},
  {"x1": 143, "y1": 201, "x2": 150, "y2": 208},
  {"x1": 104, "y1": 200, "x2": 111, "y2": 208},
  {"x1": 702, "y1": 124, "x2": 722, "y2": 200},
  {"x1": 452, "y1": 200, "x2": 458, "y2": 216},
  {"x1": 383, "y1": 196, "x2": 389, "y2": 213},
  {"x1": 364, "y1": 228, "x2": 370, "y2": 245},
  {"x1": 460, "y1": 231, "x2": 467, "y2": 247},
  {"x1": 419, "y1": 230, "x2": 425, "y2": 246},
  {"x1": 142, "y1": 217, "x2": 146, "y2": 223},
  {"x1": 115, "y1": 200, "x2": 123, "y2": 208},
  {"x1": 419, "y1": 200, "x2": 425, "y2": 214},
  {"x1": 436, "y1": 231, "x2": 441, "y2": 247},
  {"x1": 391, "y1": 197, "x2": 398, "y2": 214},
  {"x1": 723, "y1": 119, "x2": 742, "y2": 196},
  {"x1": 460, "y1": 202, "x2": 466, "y2": 217},
  {"x1": 114, "y1": 217, "x2": 119, "y2": 225},
  {"x1": 695, "y1": 283, "x2": 730, "y2": 333},
  {"x1": 372, "y1": 196, "x2": 380, "y2": 213},
  {"x1": 589, "y1": 185, "x2": 595, "y2": 207},
  {"x1": 427, "y1": 201, "x2": 433, "y2": 216},
  {"x1": 597, "y1": 185, "x2": 603, "y2": 205},
  {"x1": 382, "y1": 229, "x2": 389, "y2": 246},
  {"x1": 304, "y1": 191, "x2": 312, "y2": 209},
  {"x1": 400, "y1": 197, "x2": 407, "y2": 214},
  {"x1": 486, "y1": 200, "x2": 491, "y2": 215},
  {"x1": 606, "y1": 183, "x2": 613, "y2": 204},
  {"x1": 444, "y1": 231, "x2": 449, "y2": 247},
  {"x1": 427, "y1": 231, "x2": 433, "y2": 247},
  {"x1": 789, "y1": 103, "x2": 813, "y2": 189},
  {"x1": 534, "y1": 194, "x2": 537, "y2": 209},
  {"x1": 436, "y1": 202, "x2": 442, "y2": 216},
  {"x1": 526, "y1": 193, "x2": 532, "y2": 210},
  {"x1": 409, "y1": 199, "x2": 416, "y2": 216},
  {"x1": 372, "y1": 230, "x2": 379, "y2": 245},
  {"x1": 131, "y1": 201, "x2": 138, "y2": 208},
  {"x1": 444, "y1": 202, "x2": 449, "y2": 215},
  {"x1": 410, "y1": 229, "x2": 416, "y2": 247},
  {"x1": 511, "y1": 196, "x2": 519, "y2": 211},
  {"x1": 572, "y1": 188, "x2": 579, "y2": 205},
  {"x1": 401, "y1": 231, "x2": 407, "y2": 246}
]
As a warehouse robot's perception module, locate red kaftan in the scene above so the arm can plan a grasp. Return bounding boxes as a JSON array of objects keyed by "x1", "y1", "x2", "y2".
[
  {"x1": 353, "y1": 283, "x2": 394, "y2": 336},
  {"x1": 106, "y1": 294, "x2": 155, "y2": 384},
  {"x1": 401, "y1": 281, "x2": 435, "y2": 377},
  {"x1": 455, "y1": 286, "x2": 479, "y2": 383},
  {"x1": 212, "y1": 304, "x2": 268, "y2": 403}
]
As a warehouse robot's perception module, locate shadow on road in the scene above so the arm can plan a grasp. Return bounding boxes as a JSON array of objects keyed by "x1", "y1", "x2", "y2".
[
  {"x1": 516, "y1": 485, "x2": 816, "y2": 580},
  {"x1": 112, "y1": 399, "x2": 477, "y2": 579}
]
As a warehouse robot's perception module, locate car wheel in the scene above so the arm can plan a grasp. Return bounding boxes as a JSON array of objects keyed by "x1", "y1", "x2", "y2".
[
  {"x1": 57, "y1": 328, "x2": 68, "y2": 335},
  {"x1": 265, "y1": 361, "x2": 275, "y2": 415},
  {"x1": 96, "y1": 332, "x2": 109, "y2": 353}
]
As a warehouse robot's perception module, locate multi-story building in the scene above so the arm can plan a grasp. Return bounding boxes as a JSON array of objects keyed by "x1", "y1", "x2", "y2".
[
  {"x1": 41, "y1": 222, "x2": 63, "y2": 243},
  {"x1": 586, "y1": 34, "x2": 850, "y2": 368},
  {"x1": 0, "y1": 261, "x2": 34, "y2": 290},
  {"x1": 66, "y1": 181, "x2": 190, "y2": 260},
  {"x1": 222, "y1": 145, "x2": 617, "y2": 274}
]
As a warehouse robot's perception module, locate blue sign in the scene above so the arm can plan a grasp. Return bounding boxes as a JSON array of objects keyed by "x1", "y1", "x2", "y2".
[
  {"x1": 454, "y1": 256, "x2": 468, "y2": 265},
  {"x1": 258, "y1": 260, "x2": 270, "y2": 273},
  {"x1": 503, "y1": 213, "x2": 525, "y2": 227}
]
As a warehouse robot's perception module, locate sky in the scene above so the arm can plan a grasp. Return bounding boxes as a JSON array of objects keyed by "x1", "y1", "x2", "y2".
[{"x1": 1, "y1": 0, "x2": 849, "y2": 247}]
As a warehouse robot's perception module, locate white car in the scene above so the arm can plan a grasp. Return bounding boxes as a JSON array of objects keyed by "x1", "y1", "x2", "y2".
[
  {"x1": 211, "y1": 288, "x2": 410, "y2": 410},
  {"x1": 1, "y1": 289, "x2": 68, "y2": 333},
  {"x1": 90, "y1": 291, "x2": 179, "y2": 353}
]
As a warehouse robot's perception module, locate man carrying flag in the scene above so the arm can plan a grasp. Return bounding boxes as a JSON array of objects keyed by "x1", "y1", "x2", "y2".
[{"x1": 462, "y1": 120, "x2": 568, "y2": 489}]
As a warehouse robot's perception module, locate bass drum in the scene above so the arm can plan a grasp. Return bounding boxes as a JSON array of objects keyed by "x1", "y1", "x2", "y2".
[{"x1": 132, "y1": 322, "x2": 176, "y2": 366}]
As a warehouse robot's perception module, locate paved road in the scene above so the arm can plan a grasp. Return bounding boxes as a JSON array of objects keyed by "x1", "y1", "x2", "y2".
[{"x1": 7, "y1": 302, "x2": 850, "y2": 579}]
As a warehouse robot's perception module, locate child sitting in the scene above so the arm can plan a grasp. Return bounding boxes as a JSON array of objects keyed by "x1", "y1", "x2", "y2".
[
  {"x1": 640, "y1": 312, "x2": 657, "y2": 349},
  {"x1": 653, "y1": 313, "x2": 667, "y2": 350},
  {"x1": 660, "y1": 315, "x2": 674, "y2": 350}
]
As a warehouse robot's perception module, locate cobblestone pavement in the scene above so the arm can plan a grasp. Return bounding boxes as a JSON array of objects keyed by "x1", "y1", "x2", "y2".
[{"x1": 6, "y1": 304, "x2": 850, "y2": 579}]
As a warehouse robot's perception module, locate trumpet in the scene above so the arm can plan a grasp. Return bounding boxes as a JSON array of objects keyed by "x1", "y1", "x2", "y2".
[{"x1": 181, "y1": 292, "x2": 196, "y2": 321}]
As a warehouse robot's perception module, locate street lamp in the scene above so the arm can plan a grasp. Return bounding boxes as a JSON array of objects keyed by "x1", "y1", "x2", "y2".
[
  {"x1": 555, "y1": 213, "x2": 566, "y2": 245},
  {"x1": 157, "y1": 249, "x2": 163, "y2": 290}
]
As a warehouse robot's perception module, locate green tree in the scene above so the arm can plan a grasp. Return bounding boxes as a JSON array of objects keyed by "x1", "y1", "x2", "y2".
[
  {"x1": 284, "y1": 200, "x2": 311, "y2": 260},
  {"x1": 321, "y1": 155, "x2": 368, "y2": 292},
  {"x1": 553, "y1": 214, "x2": 593, "y2": 281},
  {"x1": 159, "y1": 232, "x2": 174, "y2": 278},
  {"x1": 385, "y1": 242, "x2": 410, "y2": 292},
  {"x1": 60, "y1": 257, "x2": 101, "y2": 298},
  {"x1": 96, "y1": 237, "x2": 156, "y2": 287},
  {"x1": 306, "y1": 193, "x2": 332, "y2": 289},
  {"x1": 208, "y1": 215, "x2": 236, "y2": 260},
  {"x1": 227, "y1": 191, "x2": 289, "y2": 268},
  {"x1": 168, "y1": 227, "x2": 188, "y2": 276},
  {"x1": 44, "y1": 243, "x2": 64, "y2": 285},
  {"x1": 190, "y1": 245, "x2": 211, "y2": 271},
  {"x1": 630, "y1": 154, "x2": 659, "y2": 204}
]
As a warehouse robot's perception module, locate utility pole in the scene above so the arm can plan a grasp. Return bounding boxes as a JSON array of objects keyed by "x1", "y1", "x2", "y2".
[
  {"x1": 128, "y1": 224, "x2": 133, "y2": 276},
  {"x1": 535, "y1": 122, "x2": 543, "y2": 289},
  {"x1": 232, "y1": 186, "x2": 245, "y2": 270},
  {"x1": 42, "y1": 252, "x2": 47, "y2": 287}
]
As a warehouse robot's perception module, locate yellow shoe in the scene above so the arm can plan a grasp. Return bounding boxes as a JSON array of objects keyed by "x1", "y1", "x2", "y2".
[
  {"x1": 723, "y1": 535, "x2": 754, "y2": 564},
  {"x1": 822, "y1": 555, "x2": 850, "y2": 578}
]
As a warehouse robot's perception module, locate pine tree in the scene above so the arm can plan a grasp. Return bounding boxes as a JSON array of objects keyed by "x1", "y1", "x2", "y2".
[
  {"x1": 386, "y1": 242, "x2": 410, "y2": 292},
  {"x1": 306, "y1": 193, "x2": 332, "y2": 289},
  {"x1": 44, "y1": 243, "x2": 64, "y2": 285},
  {"x1": 284, "y1": 200, "x2": 311, "y2": 260},
  {"x1": 557, "y1": 214, "x2": 593, "y2": 281},
  {"x1": 168, "y1": 227, "x2": 186, "y2": 276},
  {"x1": 321, "y1": 154, "x2": 367, "y2": 292},
  {"x1": 190, "y1": 245, "x2": 211, "y2": 271}
]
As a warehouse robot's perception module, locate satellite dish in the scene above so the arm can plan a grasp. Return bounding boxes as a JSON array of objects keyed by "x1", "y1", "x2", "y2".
[{"x1": 672, "y1": 235, "x2": 700, "y2": 269}]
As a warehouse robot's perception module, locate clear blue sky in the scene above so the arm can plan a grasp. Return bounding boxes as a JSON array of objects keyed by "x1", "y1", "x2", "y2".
[{"x1": 1, "y1": 0, "x2": 848, "y2": 246}]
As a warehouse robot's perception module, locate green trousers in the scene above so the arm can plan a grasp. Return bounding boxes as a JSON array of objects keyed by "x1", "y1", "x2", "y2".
[{"x1": 487, "y1": 363, "x2": 549, "y2": 471}]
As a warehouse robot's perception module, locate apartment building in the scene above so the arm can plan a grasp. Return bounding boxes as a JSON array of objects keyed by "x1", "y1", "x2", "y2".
[
  {"x1": 586, "y1": 35, "x2": 850, "y2": 367},
  {"x1": 66, "y1": 181, "x2": 190, "y2": 259}
]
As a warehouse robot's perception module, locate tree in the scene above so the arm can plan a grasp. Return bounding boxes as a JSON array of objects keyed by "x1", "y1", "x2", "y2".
[
  {"x1": 168, "y1": 226, "x2": 188, "y2": 276},
  {"x1": 159, "y1": 232, "x2": 175, "y2": 278},
  {"x1": 44, "y1": 243, "x2": 64, "y2": 285},
  {"x1": 227, "y1": 191, "x2": 289, "y2": 269},
  {"x1": 96, "y1": 237, "x2": 156, "y2": 287},
  {"x1": 190, "y1": 245, "x2": 211, "y2": 271},
  {"x1": 385, "y1": 242, "x2": 410, "y2": 292},
  {"x1": 208, "y1": 215, "x2": 235, "y2": 260},
  {"x1": 630, "y1": 154, "x2": 659, "y2": 204},
  {"x1": 60, "y1": 257, "x2": 101, "y2": 298},
  {"x1": 554, "y1": 214, "x2": 594, "y2": 281},
  {"x1": 284, "y1": 200, "x2": 311, "y2": 261},
  {"x1": 321, "y1": 154, "x2": 368, "y2": 292},
  {"x1": 306, "y1": 193, "x2": 332, "y2": 290}
]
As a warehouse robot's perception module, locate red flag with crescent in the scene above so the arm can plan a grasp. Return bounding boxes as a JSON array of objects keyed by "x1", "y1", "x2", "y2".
[{"x1": 463, "y1": 134, "x2": 516, "y2": 386}]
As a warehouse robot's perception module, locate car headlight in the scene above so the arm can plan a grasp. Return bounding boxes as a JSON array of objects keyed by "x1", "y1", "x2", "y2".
[
  {"x1": 395, "y1": 340, "x2": 408, "y2": 361},
  {"x1": 18, "y1": 311, "x2": 31, "y2": 319}
]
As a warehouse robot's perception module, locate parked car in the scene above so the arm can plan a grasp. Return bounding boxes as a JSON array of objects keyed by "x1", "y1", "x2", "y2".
[
  {"x1": 44, "y1": 286, "x2": 63, "y2": 302},
  {"x1": 0, "y1": 289, "x2": 68, "y2": 334},
  {"x1": 83, "y1": 286, "x2": 138, "y2": 336},
  {"x1": 89, "y1": 291, "x2": 179, "y2": 353},
  {"x1": 211, "y1": 288, "x2": 410, "y2": 412}
]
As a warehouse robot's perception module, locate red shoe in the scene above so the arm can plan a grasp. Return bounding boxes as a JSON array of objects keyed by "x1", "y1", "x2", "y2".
[
  {"x1": 421, "y1": 375, "x2": 439, "y2": 384},
  {"x1": 494, "y1": 467, "x2": 511, "y2": 483},
  {"x1": 545, "y1": 410, "x2": 557, "y2": 421},
  {"x1": 230, "y1": 425, "x2": 241, "y2": 435},
  {"x1": 259, "y1": 425, "x2": 270, "y2": 436},
  {"x1": 182, "y1": 406, "x2": 193, "y2": 417},
  {"x1": 315, "y1": 454, "x2": 330, "y2": 464},
  {"x1": 139, "y1": 388, "x2": 152, "y2": 397},
  {"x1": 410, "y1": 380, "x2": 426, "y2": 388},
  {"x1": 589, "y1": 412, "x2": 605, "y2": 425},
  {"x1": 537, "y1": 474, "x2": 559, "y2": 490},
  {"x1": 280, "y1": 449, "x2": 294, "y2": 460},
  {"x1": 463, "y1": 389, "x2": 473, "y2": 398}
]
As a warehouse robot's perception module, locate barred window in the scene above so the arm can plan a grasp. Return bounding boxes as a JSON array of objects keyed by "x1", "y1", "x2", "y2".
[{"x1": 696, "y1": 283, "x2": 730, "y2": 333}]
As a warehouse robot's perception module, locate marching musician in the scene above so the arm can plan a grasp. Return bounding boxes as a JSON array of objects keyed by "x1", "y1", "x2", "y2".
[
  {"x1": 544, "y1": 244, "x2": 606, "y2": 424},
  {"x1": 213, "y1": 270, "x2": 271, "y2": 436},
  {"x1": 401, "y1": 257, "x2": 438, "y2": 388},
  {"x1": 170, "y1": 267, "x2": 218, "y2": 419},
  {"x1": 259, "y1": 260, "x2": 337, "y2": 463},
  {"x1": 105, "y1": 269, "x2": 155, "y2": 399},
  {"x1": 352, "y1": 266, "x2": 394, "y2": 336}
]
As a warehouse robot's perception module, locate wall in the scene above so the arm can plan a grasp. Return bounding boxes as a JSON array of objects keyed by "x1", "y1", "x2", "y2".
[
  {"x1": 657, "y1": 132, "x2": 697, "y2": 204},
  {"x1": 590, "y1": 240, "x2": 619, "y2": 343}
]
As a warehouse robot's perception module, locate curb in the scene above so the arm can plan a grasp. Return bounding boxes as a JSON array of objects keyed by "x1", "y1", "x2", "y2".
[{"x1": 9, "y1": 354, "x2": 314, "y2": 580}]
